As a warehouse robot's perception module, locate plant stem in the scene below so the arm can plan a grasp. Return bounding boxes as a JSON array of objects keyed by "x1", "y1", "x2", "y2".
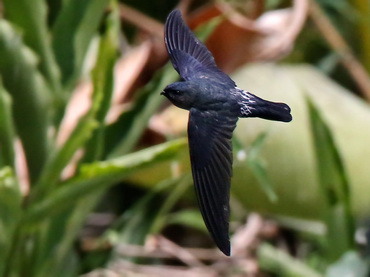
[{"x1": 309, "y1": 0, "x2": 370, "y2": 101}]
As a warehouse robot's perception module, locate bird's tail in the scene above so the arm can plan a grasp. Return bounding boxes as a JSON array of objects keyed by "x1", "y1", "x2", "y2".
[{"x1": 240, "y1": 93, "x2": 292, "y2": 122}]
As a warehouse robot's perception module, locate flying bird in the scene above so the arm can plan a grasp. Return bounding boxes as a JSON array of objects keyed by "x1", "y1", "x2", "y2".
[{"x1": 161, "y1": 9, "x2": 292, "y2": 256}]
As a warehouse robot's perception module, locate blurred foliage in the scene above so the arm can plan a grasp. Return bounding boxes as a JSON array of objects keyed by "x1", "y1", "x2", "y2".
[
  {"x1": 0, "y1": 0, "x2": 369, "y2": 276},
  {"x1": 0, "y1": 0, "x2": 186, "y2": 275}
]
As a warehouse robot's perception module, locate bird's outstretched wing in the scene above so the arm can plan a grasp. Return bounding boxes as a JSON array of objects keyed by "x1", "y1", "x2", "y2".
[
  {"x1": 188, "y1": 108, "x2": 238, "y2": 256},
  {"x1": 165, "y1": 9, "x2": 235, "y2": 87}
]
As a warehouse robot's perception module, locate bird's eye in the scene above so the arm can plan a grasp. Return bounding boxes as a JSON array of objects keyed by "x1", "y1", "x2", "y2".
[{"x1": 175, "y1": 90, "x2": 181, "y2": 94}]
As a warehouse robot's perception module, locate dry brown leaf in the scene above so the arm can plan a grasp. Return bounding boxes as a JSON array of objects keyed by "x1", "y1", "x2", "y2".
[
  {"x1": 15, "y1": 139, "x2": 30, "y2": 195},
  {"x1": 149, "y1": 107, "x2": 188, "y2": 137},
  {"x1": 186, "y1": 0, "x2": 308, "y2": 72},
  {"x1": 113, "y1": 42, "x2": 152, "y2": 104},
  {"x1": 107, "y1": 41, "x2": 153, "y2": 123},
  {"x1": 57, "y1": 40, "x2": 155, "y2": 140},
  {"x1": 231, "y1": 214, "x2": 263, "y2": 256},
  {"x1": 57, "y1": 81, "x2": 93, "y2": 145},
  {"x1": 252, "y1": 0, "x2": 308, "y2": 61}
]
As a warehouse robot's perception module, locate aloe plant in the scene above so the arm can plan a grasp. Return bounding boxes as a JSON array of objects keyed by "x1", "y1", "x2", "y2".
[{"x1": 0, "y1": 1, "x2": 186, "y2": 276}]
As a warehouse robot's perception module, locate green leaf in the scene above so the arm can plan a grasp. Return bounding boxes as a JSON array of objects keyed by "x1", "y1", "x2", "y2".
[
  {"x1": 307, "y1": 98, "x2": 355, "y2": 260},
  {"x1": 100, "y1": 175, "x2": 191, "y2": 264},
  {"x1": 106, "y1": 176, "x2": 184, "y2": 247},
  {"x1": 29, "y1": 7, "x2": 121, "y2": 274},
  {"x1": 24, "y1": 138, "x2": 186, "y2": 224},
  {"x1": 0, "y1": 79, "x2": 16, "y2": 168},
  {"x1": 0, "y1": 19, "x2": 50, "y2": 183},
  {"x1": 195, "y1": 15, "x2": 224, "y2": 42},
  {"x1": 258, "y1": 243, "x2": 323, "y2": 277},
  {"x1": 167, "y1": 209, "x2": 207, "y2": 233},
  {"x1": 0, "y1": 167, "x2": 22, "y2": 276},
  {"x1": 3, "y1": 0, "x2": 63, "y2": 99},
  {"x1": 149, "y1": 174, "x2": 192, "y2": 234},
  {"x1": 52, "y1": 0, "x2": 108, "y2": 88},
  {"x1": 233, "y1": 132, "x2": 278, "y2": 202},
  {"x1": 31, "y1": 194, "x2": 101, "y2": 277},
  {"x1": 33, "y1": 2, "x2": 118, "y2": 200},
  {"x1": 272, "y1": 215, "x2": 326, "y2": 236},
  {"x1": 32, "y1": 115, "x2": 98, "y2": 200},
  {"x1": 246, "y1": 132, "x2": 278, "y2": 202},
  {"x1": 83, "y1": 3, "x2": 120, "y2": 162},
  {"x1": 22, "y1": 138, "x2": 185, "y2": 274}
]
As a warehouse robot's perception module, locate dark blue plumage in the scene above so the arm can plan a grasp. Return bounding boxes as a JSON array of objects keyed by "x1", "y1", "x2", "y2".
[{"x1": 161, "y1": 9, "x2": 292, "y2": 256}]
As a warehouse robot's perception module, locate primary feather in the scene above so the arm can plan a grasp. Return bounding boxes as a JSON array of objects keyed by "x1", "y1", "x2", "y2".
[{"x1": 165, "y1": 10, "x2": 235, "y2": 86}]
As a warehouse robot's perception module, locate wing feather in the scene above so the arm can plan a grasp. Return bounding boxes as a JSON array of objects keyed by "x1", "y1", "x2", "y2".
[
  {"x1": 188, "y1": 108, "x2": 238, "y2": 256},
  {"x1": 164, "y1": 9, "x2": 235, "y2": 86}
]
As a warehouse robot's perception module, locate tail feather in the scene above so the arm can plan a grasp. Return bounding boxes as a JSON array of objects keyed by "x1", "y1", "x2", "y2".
[{"x1": 240, "y1": 93, "x2": 292, "y2": 122}]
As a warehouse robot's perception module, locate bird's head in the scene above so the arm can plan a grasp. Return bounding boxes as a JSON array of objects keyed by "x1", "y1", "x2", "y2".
[{"x1": 161, "y1": 82, "x2": 197, "y2": 110}]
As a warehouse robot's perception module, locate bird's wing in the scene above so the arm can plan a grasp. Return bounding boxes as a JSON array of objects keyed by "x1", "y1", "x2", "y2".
[
  {"x1": 165, "y1": 9, "x2": 235, "y2": 86},
  {"x1": 188, "y1": 108, "x2": 238, "y2": 256}
]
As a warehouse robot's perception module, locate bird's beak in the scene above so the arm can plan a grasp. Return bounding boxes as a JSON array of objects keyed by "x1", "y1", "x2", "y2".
[{"x1": 160, "y1": 91, "x2": 165, "y2": 96}]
